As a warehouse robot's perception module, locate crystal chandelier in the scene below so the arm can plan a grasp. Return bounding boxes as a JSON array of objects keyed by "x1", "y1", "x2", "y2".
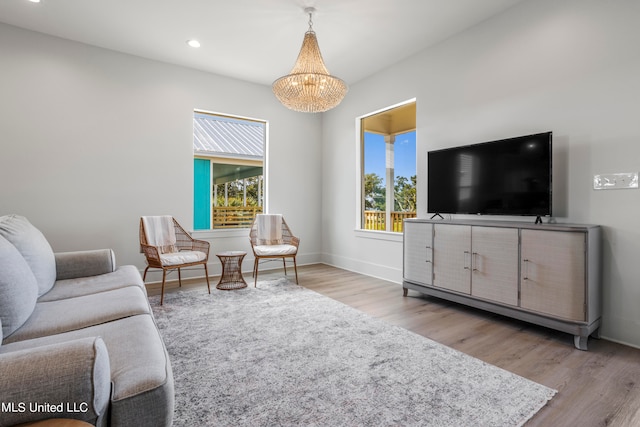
[{"x1": 272, "y1": 7, "x2": 348, "y2": 113}]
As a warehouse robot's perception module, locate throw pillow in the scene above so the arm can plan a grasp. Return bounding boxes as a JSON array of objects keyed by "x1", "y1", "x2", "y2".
[
  {"x1": 0, "y1": 235, "x2": 39, "y2": 338},
  {"x1": 0, "y1": 215, "x2": 56, "y2": 296}
]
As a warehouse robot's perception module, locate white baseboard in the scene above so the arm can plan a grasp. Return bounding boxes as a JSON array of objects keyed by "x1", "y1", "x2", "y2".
[{"x1": 319, "y1": 252, "x2": 402, "y2": 284}]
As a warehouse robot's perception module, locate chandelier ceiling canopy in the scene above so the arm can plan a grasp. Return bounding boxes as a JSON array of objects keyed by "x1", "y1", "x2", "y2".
[{"x1": 272, "y1": 7, "x2": 348, "y2": 113}]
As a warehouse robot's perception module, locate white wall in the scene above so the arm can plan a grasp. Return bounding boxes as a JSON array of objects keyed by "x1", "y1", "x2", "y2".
[
  {"x1": 322, "y1": 0, "x2": 640, "y2": 348},
  {"x1": 3, "y1": 1, "x2": 639, "y2": 348},
  {"x1": 0, "y1": 23, "x2": 323, "y2": 279}
]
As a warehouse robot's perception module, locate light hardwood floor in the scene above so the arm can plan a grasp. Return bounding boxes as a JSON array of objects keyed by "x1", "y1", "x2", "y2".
[{"x1": 147, "y1": 263, "x2": 640, "y2": 427}]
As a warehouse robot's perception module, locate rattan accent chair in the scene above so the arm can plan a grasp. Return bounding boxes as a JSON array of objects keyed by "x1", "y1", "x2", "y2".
[
  {"x1": 140, "y1": 216, "x2": 211, "y2": 304},
  {"x1": 249, "y1": 214, "x2": 299, "y2": 287}
]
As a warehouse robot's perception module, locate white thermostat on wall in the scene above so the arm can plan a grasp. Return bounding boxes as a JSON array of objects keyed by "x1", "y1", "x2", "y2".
[{"x1": 593, "y1": 172, "x2": 639, "y2": 190}]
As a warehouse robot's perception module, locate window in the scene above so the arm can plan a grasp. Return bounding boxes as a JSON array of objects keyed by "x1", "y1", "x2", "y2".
[
  {"x1": 359, "y1": 101, "x2": 416, "y2": 233},
  {"x1": 193, "y1": 111, "x2": 266, "y2": 229}
]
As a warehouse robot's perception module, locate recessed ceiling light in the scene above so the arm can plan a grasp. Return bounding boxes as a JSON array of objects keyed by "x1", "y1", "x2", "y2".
[
  {"x1": 187, "y1": 40, "x2": 201, "y2": 48},
  {"x1": 28, "y1": 0, "x2": 41, "y2": 3}
]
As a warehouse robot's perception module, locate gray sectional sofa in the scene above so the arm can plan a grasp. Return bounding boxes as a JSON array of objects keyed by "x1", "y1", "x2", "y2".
[{"x1": 0, "y1": 215, "x2": 174, "y2": 427}]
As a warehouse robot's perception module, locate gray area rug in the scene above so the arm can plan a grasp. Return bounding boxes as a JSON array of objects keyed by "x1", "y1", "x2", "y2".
[{"x1": 150, "y1": 278, "x2": 556, "y2": 426}]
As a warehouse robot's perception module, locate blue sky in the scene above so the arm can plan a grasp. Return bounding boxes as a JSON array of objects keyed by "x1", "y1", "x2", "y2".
[{"x1": 364, "y1": 131, "x2": 416, "y2": 183}]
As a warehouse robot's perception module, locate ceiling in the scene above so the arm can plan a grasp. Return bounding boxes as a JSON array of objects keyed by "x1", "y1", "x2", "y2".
[
  {"x1": 363, "y1": 102, "x2": 416, "y2": 136},
  {"x1": 0, "y1": 0, "x2": 525, "y2": 86}
]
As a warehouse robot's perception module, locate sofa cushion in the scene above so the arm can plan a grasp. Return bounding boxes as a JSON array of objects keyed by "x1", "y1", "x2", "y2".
[
  {"x1": 4, "y1": 285, "x2": 150, "y2": 344},
  {"x1": 39, "y1": 265, "x2": 146, "y2": 303},
  {"x1": 0, "y1": 235, "x2": 39, "y2": 338},
  {"x1": 0, "y1": 215, "x2": 56, "y2": 296}
]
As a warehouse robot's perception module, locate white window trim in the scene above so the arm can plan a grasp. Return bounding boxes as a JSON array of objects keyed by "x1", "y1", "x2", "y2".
[
  {"x1": 193, "y1": 109, "x2": 269, "y2": 233},
  {"x1": 353, "y1": 229, "x2": 403, "y2": 242},
  {"x1": 354, "y1": 98, "x2": 417, "y2": 237}
]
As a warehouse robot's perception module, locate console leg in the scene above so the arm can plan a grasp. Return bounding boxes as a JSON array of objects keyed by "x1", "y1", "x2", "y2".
[
  {"x1": 403, "y1": 287, "x2": 408, "y2": 297},
  {"x1": 574, "y1": 335, "x2": 589, "y2": 351}
]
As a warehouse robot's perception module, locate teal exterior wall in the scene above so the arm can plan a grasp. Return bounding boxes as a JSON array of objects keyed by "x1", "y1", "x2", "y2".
[{"x1": 193, "y1": 158, "x2": 210, "y2": 230}]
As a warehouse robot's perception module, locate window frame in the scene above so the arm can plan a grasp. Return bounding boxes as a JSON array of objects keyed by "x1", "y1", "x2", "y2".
[
  {"x1": 355, "y1": 99, "x2": 417, "y2": 236},
  {"x1": 193, "y1": 110, "x2": 268, "y2": 233}
]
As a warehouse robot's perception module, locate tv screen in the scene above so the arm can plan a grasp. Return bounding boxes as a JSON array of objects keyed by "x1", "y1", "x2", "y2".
[{"x1": 427, "y1": 132, "x2": 552, "y2": 217}]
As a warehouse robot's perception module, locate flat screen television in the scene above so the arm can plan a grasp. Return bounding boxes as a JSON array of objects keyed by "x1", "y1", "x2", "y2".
[{"x1": 427, "y1": 132, "x2": 552, "y2": 217}]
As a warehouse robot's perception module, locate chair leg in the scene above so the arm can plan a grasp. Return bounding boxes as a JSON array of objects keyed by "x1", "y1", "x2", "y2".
[
  {"x1": 252, "y1": 258, "x2": 257, "y2": 278},
  {"x1": 283, "y1": 258, "x2": 287, "y2": 275},
  {"x1": 204, "y1": 263, "x2": 211, "y2": 294},
  {"x1": 143, "y1": 266, "x2": 150, "y2": 281},
  {"x1": 254, "y1": 258, "x2": 259, "y2": 287},
  {"x1": 178, "y1": 268, "x2": 182, "y2": 287},
  {"x1": 293, "y1": 256, "x2": 299, "y2": 284},
  {"x1": 160, "y1": 269, "x2": 167, "y2": 305}
]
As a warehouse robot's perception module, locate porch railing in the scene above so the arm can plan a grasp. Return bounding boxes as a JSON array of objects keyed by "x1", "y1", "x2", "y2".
[
  {"x1": 364, "y1": 211, "x2": 416, "y2": 232},
  {"x1": 212, "y1": 206, "x2": 262, "y2": 229}
]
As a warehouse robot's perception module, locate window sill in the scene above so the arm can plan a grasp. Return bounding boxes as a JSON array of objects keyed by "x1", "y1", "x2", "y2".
[{"x1": 353, "y1": 229, "x2": 403, "y2": 242}]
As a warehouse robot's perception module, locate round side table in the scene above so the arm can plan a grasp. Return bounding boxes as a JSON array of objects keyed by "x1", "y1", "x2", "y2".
[{"x1": 216, "y1": 251, "x2": 248, "y2": 290}]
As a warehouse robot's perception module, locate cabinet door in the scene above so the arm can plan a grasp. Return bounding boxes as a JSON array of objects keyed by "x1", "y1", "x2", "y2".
[
  {"x1": 433, "y1": 224, "x2": 471, "y2": 294},
  {"x1": 471, "y1": 227, "x2": 519, "y2": 306},
  {"x1": 403, "y1": 222, "x2": 433, "y2": 286},
  {"x1": 520, "y1": 230, "x2": 586, "y2": 321}
]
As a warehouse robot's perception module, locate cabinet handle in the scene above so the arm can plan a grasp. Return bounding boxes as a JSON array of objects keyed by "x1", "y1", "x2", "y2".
[
  {"x1": 463, "y1": 251, "x2": 470, "y2": 270},
  {"x1": 523, "y1": 259, "x2": 529, "y2": 280},
  {"x1": 472, "y1": 252, "x2": 479, "y2": 271},
  {"x1": 425, "y1": 246, "x2": 432, "y2": 263}
]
